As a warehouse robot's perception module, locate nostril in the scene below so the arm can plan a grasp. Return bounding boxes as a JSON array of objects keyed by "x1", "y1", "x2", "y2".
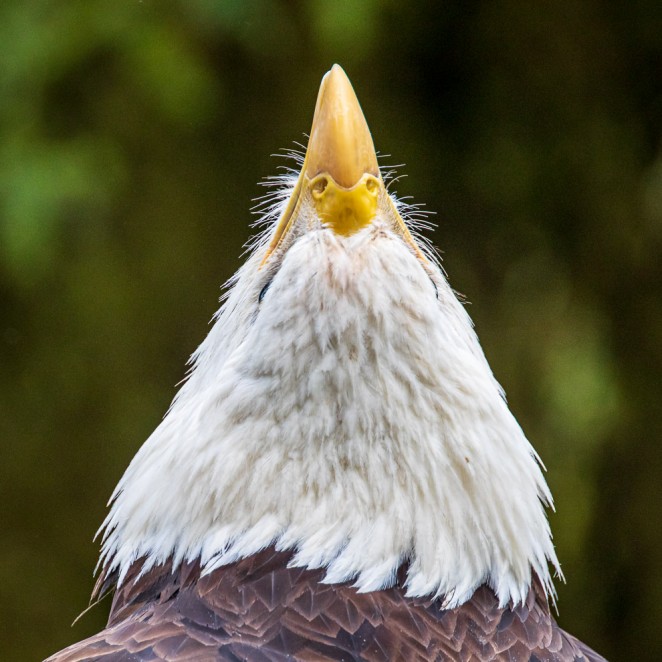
[{"x1": 312, "y1": 177, "x2": 328, "y2": 196}]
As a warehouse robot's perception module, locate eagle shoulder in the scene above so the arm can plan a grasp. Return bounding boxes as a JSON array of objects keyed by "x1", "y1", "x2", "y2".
[{"x1": 47, "y1": 548, "x2": 605, "y2": 662}]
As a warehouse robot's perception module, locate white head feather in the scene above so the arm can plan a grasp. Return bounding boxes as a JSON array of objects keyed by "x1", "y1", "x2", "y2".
[{"x1": 98, "y1": 67, "x2": 561, "y2": 610}]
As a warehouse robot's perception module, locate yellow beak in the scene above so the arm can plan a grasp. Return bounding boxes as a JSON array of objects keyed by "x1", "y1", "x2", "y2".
[
  {"x1": 306, "y1": 64, "x2": 380, "y2": 189},
  {"x1": 261, "y1": 64, "x2": 425, "y2": 266}
]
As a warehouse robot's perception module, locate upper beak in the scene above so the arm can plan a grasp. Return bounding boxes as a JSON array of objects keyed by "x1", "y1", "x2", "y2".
[
  {"x1": 261, "y1": 64, "x2": 425, "y2": 266},
  {"x1": 305, "y1": 64, "x2": 379, "y2": 188}
]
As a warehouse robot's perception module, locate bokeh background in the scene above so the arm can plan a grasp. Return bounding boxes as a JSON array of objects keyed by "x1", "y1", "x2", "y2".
[{"x1": 1, "y1": 2, "x2": 660, "y2": 660}]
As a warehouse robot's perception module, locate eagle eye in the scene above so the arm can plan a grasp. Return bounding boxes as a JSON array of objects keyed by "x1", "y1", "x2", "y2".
[{"x1": 258, "y1": 279, "x2": 272, "y2": 303}]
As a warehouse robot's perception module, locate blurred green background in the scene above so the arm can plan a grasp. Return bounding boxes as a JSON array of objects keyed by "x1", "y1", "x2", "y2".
[{"x1": 1, "y1": 1, "x2": 660, "y2": 660}]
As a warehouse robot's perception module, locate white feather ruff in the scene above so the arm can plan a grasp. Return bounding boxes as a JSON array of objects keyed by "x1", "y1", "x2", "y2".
[{"x1": 98, "y1": 180, "x2": 561, "y2": 609}]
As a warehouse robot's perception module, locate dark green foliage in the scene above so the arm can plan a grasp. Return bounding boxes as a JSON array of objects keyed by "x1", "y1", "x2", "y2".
[{"x1": 1, "y1": 2, "x2": 660, "y2": 660}]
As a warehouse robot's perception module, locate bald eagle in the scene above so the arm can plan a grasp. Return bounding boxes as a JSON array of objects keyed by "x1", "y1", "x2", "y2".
[{"x1": 48, "y1": 66, "x2": 605, "y2": 661}]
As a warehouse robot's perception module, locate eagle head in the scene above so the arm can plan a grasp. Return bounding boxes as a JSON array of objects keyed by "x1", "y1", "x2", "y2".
[{"x1": 98, "y1": 65, "x2": 560, "y2": 610}]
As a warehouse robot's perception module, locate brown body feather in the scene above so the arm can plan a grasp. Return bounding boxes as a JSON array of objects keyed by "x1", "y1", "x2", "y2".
[{"x1": 47, "y1": 548, "x2": 605, "y2": 661}]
